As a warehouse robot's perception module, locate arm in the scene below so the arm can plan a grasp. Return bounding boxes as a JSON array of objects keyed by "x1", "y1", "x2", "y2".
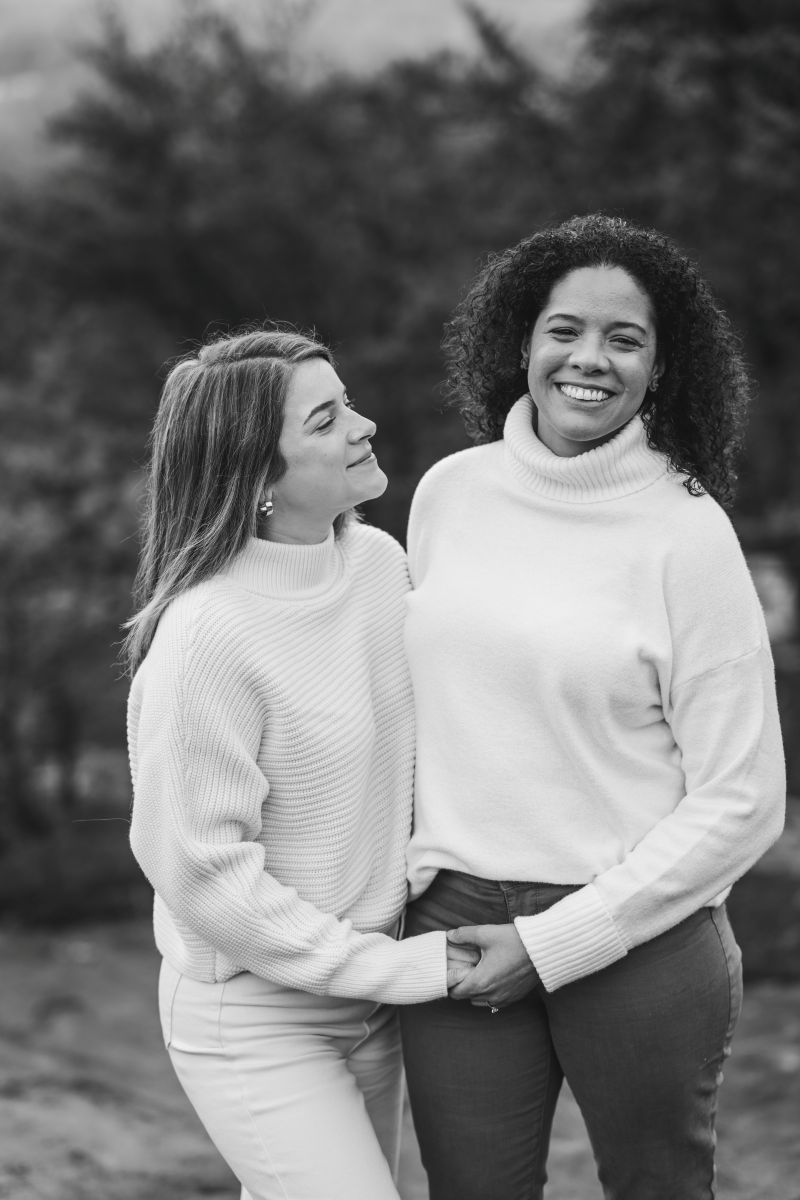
[
  {"x1": 128, "y1": 599, "x2": 448, "y2": 1005},
  {"x1": 451, "y1": 512, "x2": 786, "y2": 997},
  {"x1": 512, "y1": 641, "x2": 784, "y2": 992},
  {"x1": 449, "y1": 644, "x2": 784, "y2": 1000}
]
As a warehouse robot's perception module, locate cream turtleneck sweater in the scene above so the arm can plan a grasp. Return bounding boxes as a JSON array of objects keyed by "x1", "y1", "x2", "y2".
[
  {"x1": 405, "y1": 397, "x2": 785, "y2": 991},
  {"x1": 128, "y1": 523, "x2": 447, "y2": 1004}
]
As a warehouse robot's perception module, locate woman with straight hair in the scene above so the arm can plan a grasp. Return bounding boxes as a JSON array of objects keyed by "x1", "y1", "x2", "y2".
[
  {"x1": 400, "y1": 214, "x2": 786, "y2": 1199},
  {"x1": 124, "y1": 326, "x2": 471, "y2": 1200}
]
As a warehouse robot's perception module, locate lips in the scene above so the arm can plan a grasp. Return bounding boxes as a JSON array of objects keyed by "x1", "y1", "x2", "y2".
[
  {"x1": 556, "y1": 383, "x2": 615, "y2": 402},
  {"x1": 348, "y1": 448, "x2": 376, "y2": 468}
]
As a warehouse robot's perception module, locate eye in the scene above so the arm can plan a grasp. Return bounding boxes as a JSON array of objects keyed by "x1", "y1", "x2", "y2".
[
  {"x1": 610, "y1": 335, "x2": 643, "y2": 349},
  {"x1": 316, "y1": 396, "x2": 355, "y2": 431},
  {"x1": 549, "y1": 326, "x2": 578, "y2": 340}
]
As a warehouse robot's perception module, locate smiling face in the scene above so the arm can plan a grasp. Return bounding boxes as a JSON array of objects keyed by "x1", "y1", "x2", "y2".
[
  {"x1": 266, "y1": 357, "x2": 387, "y2": 543},
  {"x1": 523, "y1": 265, "x2": 662, "y2": 458}
]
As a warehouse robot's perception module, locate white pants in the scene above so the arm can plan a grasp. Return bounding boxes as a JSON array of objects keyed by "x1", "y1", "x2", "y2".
[{"x1": 158, "y1": 959, "x2": 405, "y2": 1200}]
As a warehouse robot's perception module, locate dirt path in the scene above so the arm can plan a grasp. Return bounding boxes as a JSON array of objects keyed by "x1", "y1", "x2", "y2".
[{"x1": 2, "y1": 921, "x2": 798, "y2": 1200}]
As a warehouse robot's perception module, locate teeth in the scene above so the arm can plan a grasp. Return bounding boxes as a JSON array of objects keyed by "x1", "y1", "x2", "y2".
[{"x1": 559, "y1": 384, "x2": 612, "y2": 402}]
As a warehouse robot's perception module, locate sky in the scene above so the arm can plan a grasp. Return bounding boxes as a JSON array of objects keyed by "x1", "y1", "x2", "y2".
[{"x1": 0, "y1": 0, "x2": 587, "y2": 177}]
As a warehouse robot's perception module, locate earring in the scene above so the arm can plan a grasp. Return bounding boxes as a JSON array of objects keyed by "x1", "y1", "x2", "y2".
[
  {"x1": 257, "y1": 497, "x2": 274, "y2": 517},
  {"x1": 520, "y1": 353, "x2": 529, "y2": 371}
]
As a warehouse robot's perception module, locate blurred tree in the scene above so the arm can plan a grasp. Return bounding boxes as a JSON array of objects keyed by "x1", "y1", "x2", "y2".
[
  {"x1": 0, "y1": 2, "x2": 562, "y2": 851},
  {"x1": 0, "y1": 305, "x2": 170, "y2": 849},
  {"x1": 13, "y1": 2, "x2": 566, "y2": 527},
  {"x1": 0, "y1": 0, "x2": 797, "y2": 909},
  {"x1": 571, "y1": 0, "x2": 800, "y2": 513}
]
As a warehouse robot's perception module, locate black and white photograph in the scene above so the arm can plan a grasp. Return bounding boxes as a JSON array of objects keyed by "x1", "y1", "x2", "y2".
[{"x1": 1, "y1": 2, "x2": 799, "y2": 1198}]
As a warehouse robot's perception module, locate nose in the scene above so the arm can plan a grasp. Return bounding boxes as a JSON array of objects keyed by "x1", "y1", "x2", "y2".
[
  {"x1": 349, "y1": 411, "x2": 376, "y2": 441},
  {"x1": 568, "y1": 334, "x2": 609, "y2": 375}
]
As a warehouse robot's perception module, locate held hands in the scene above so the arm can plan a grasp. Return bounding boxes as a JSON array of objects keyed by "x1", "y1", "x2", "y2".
[
  {"x1": 446, "y1": 923, "x2": 540, "y2": 1008},
  {"x1": 446, "y1": 938, "x2": 481, "y2": 988}
]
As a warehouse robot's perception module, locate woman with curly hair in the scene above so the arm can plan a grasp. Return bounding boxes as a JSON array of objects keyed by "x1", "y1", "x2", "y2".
[{"x1": 399, "y1": 214, "x2": 785, "y2": 1199}]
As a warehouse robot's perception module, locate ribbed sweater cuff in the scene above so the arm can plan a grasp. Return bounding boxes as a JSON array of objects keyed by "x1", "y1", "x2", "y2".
[
  {"x1": 514, "y1": 886, "x2": 629, "y2": 992},
  {"x1": 381, "y1": 929, "x2": 449, "y2": 1003}
]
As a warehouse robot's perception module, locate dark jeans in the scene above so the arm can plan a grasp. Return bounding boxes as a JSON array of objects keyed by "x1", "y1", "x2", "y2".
[{"x1": 400, "y1": 870, "x2": 742, "y2": 1200}]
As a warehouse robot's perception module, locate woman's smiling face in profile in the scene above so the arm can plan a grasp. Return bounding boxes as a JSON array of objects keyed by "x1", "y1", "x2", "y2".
[
  {"x1": 267, "y1": 357, "x2": 387, "y2": 541},
  {"x1": 523, "y1": 265, "x2": 662, "y2": 457}
]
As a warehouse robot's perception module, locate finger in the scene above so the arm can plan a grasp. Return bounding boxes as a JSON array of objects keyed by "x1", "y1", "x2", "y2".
[
  {"x1": 447, "y1": 943, "x2": 481, "y2": 965},
  {"x1": 446, "y1": 926, "x2": 486, "y2": 946},
  {"x1": 448, "y1": 973, "x2": 487, "y2": 1000},
  {"x1": 448, "y1": 945, "x2": 479, "y2": 964},
  {"x1": 446, "y1": 964, "x2": 475, "y2": 988}
]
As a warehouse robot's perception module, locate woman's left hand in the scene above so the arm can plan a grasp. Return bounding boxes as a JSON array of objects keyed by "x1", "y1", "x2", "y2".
[{"x1": 446, "y1": 924, "x2": 540, "y2": 1008}]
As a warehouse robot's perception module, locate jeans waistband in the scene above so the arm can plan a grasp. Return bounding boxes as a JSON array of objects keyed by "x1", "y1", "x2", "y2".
[{"x1": 407, "y1": 869, "x2": 583, "y2": 929}]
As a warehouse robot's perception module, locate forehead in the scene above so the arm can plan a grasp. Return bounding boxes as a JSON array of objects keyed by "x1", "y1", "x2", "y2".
[
  {"x1": 283, "y1": 357, "x2": 343, "y2": 424},
  {"x1": 541, "y1": 266, "x2": 655, "y2": 327}
]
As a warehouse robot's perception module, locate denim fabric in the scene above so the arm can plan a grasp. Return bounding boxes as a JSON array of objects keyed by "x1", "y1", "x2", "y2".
[{"x1": 400, "y1": 870, "x2": 742, "y2": 1200}]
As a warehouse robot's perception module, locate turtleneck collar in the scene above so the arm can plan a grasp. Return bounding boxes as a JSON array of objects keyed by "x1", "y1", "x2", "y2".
[
  {"x1": 503, "y1": 394, "x2": 669, "y2": 504},
  {"x1": 224, "y1": 529, "x2": 344, "y2": 599}
]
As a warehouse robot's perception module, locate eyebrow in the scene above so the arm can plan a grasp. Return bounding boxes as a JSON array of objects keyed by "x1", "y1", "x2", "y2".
[
  {"x1": 546, "y1": 313, "x2": 650, "y2": 337},
  {"x1": 303, "y1": 391, "x2": 348, "y2": 426},
  {"x1": 303, "y1": 400, "x2": 336, "y2": 425}
]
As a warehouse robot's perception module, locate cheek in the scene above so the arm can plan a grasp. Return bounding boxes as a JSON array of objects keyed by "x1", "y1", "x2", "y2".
[
  {"x1": 277, "y1": 452, "x2": 336, "y2": 498},
  {"x1": 530, "y1": 344, "x2": 561, "y2": 376},
  {"x1": 629, "y1": 356, "x2": 656, "y2": 388},
  {"x1": 284, "y1": 445, "x2": 337, "y2": 473}
]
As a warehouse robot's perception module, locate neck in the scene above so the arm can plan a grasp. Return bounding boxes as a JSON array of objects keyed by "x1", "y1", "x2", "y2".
[
  {"x1": 227, "y1": 526, "x2": 341, "y2": 597},
  {"x1": 534, "y1": 408, "x2": 641, "y2": 459},
  {"x1": 503, "y1": 395, "x2": 668, "y2": 503},
  {"x1": 259, "y1": 516, "x2": 335, "y2": 545}
]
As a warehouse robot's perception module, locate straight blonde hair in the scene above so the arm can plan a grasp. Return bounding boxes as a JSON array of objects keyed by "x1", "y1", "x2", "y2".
[{"x1": 123, "y1": 327, "x2": 338, "y2": 674}]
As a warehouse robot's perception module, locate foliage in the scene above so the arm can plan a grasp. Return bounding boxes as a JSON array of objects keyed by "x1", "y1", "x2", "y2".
[
  {"x1": 0, "y1": 0, "x2": 798, "y2": 910},
  {"x1": 572, "y1": 0, "x2": 800, "y2": 512}
]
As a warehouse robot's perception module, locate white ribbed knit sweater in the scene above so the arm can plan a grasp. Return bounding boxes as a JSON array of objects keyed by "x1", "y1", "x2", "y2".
[
  {"x1": 406, "y1": 397, "x2": 785, "y2": 992},
  {"x1": 128, "y1": 523, "x2": 447, "y2": 1004}
]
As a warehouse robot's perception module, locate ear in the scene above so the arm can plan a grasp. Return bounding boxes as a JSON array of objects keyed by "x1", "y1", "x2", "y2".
[
  {"x1": 648, "y1": 354, "x2": 666, "y2": 392},
  {"x1": 520, "y1": 330, "x2": 532, "y2": 371}
]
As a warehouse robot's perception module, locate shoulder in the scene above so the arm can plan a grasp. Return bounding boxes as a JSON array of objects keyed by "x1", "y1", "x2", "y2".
[
  {"x1": 415, "y1": 442, "x2": 500, "y2": 495},
  {"x1": 130, "y1": 582, "x2": 265, "y2": 733},
  {"x1": 406, "y1": 444, "x2": 499, "y2": 569},
  {"x1": 649, "y1": 478, "x2": 766, "y2": 653},
  {"x1": 145, "y1": 578, "x2": 262, "y2": 685},
  {"x1": 159, "y1": 575, "x2": 249, "y2": 636},
  {"x1": 411, "y1": 443, "x2": 501, "y2": 519},
  {"x1": 652, "y1": 477, "x2": 748, "y2": 576}
]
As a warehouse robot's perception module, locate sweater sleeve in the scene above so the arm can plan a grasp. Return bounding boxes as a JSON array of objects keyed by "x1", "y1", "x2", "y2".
[
  {"x1": 514, "y1": 509, "x2": 786, "y2": 992},
  {"x1": 128, "y1": 598, "x2": 447, "y2": 1005}
]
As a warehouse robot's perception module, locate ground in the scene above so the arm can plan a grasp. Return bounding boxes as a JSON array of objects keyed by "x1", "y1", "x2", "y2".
[{"x1": 1, "y1": 919, "x2": 799, "y2": 1200}]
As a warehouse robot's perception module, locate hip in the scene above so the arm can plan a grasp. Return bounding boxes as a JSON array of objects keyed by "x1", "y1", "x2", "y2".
[{"x1": 158, "y1": 958, "x2": 397, "y2": 1053}]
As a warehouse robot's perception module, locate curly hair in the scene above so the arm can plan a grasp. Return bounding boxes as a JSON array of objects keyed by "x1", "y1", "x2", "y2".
[{"x1": 443, "y1": 214, "x2": 751, "y2": 509}]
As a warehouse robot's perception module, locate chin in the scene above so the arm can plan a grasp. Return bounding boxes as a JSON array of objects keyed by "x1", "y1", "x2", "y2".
[
  {"x1": 357, "y1": 467, "x2": 389, "y2": 505},
  {"x1": 564, "y1": 414, "x2": 626, "y2": 441}
]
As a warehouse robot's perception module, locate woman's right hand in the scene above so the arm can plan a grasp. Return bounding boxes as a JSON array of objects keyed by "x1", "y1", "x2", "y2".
[
  {"x1": 447, "y1": 924, "x2": 540, "y2": 1006},
  {"x1": 446, "y1": 939, "x2": 480, "y2": 988}
]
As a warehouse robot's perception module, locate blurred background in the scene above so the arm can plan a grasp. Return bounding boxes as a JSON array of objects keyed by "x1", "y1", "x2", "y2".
[{"x1": 1, "y1": 2, "x2": 798, "y2": 1198}]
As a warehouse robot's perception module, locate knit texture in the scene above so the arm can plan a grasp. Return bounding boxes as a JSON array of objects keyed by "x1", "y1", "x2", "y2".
[
  {"x1": 128, "y1": 523, "x2": 447, "y2": 1004},
  {"x1": 406, "y1": 396, "x2": 785, "y2": 991}
]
